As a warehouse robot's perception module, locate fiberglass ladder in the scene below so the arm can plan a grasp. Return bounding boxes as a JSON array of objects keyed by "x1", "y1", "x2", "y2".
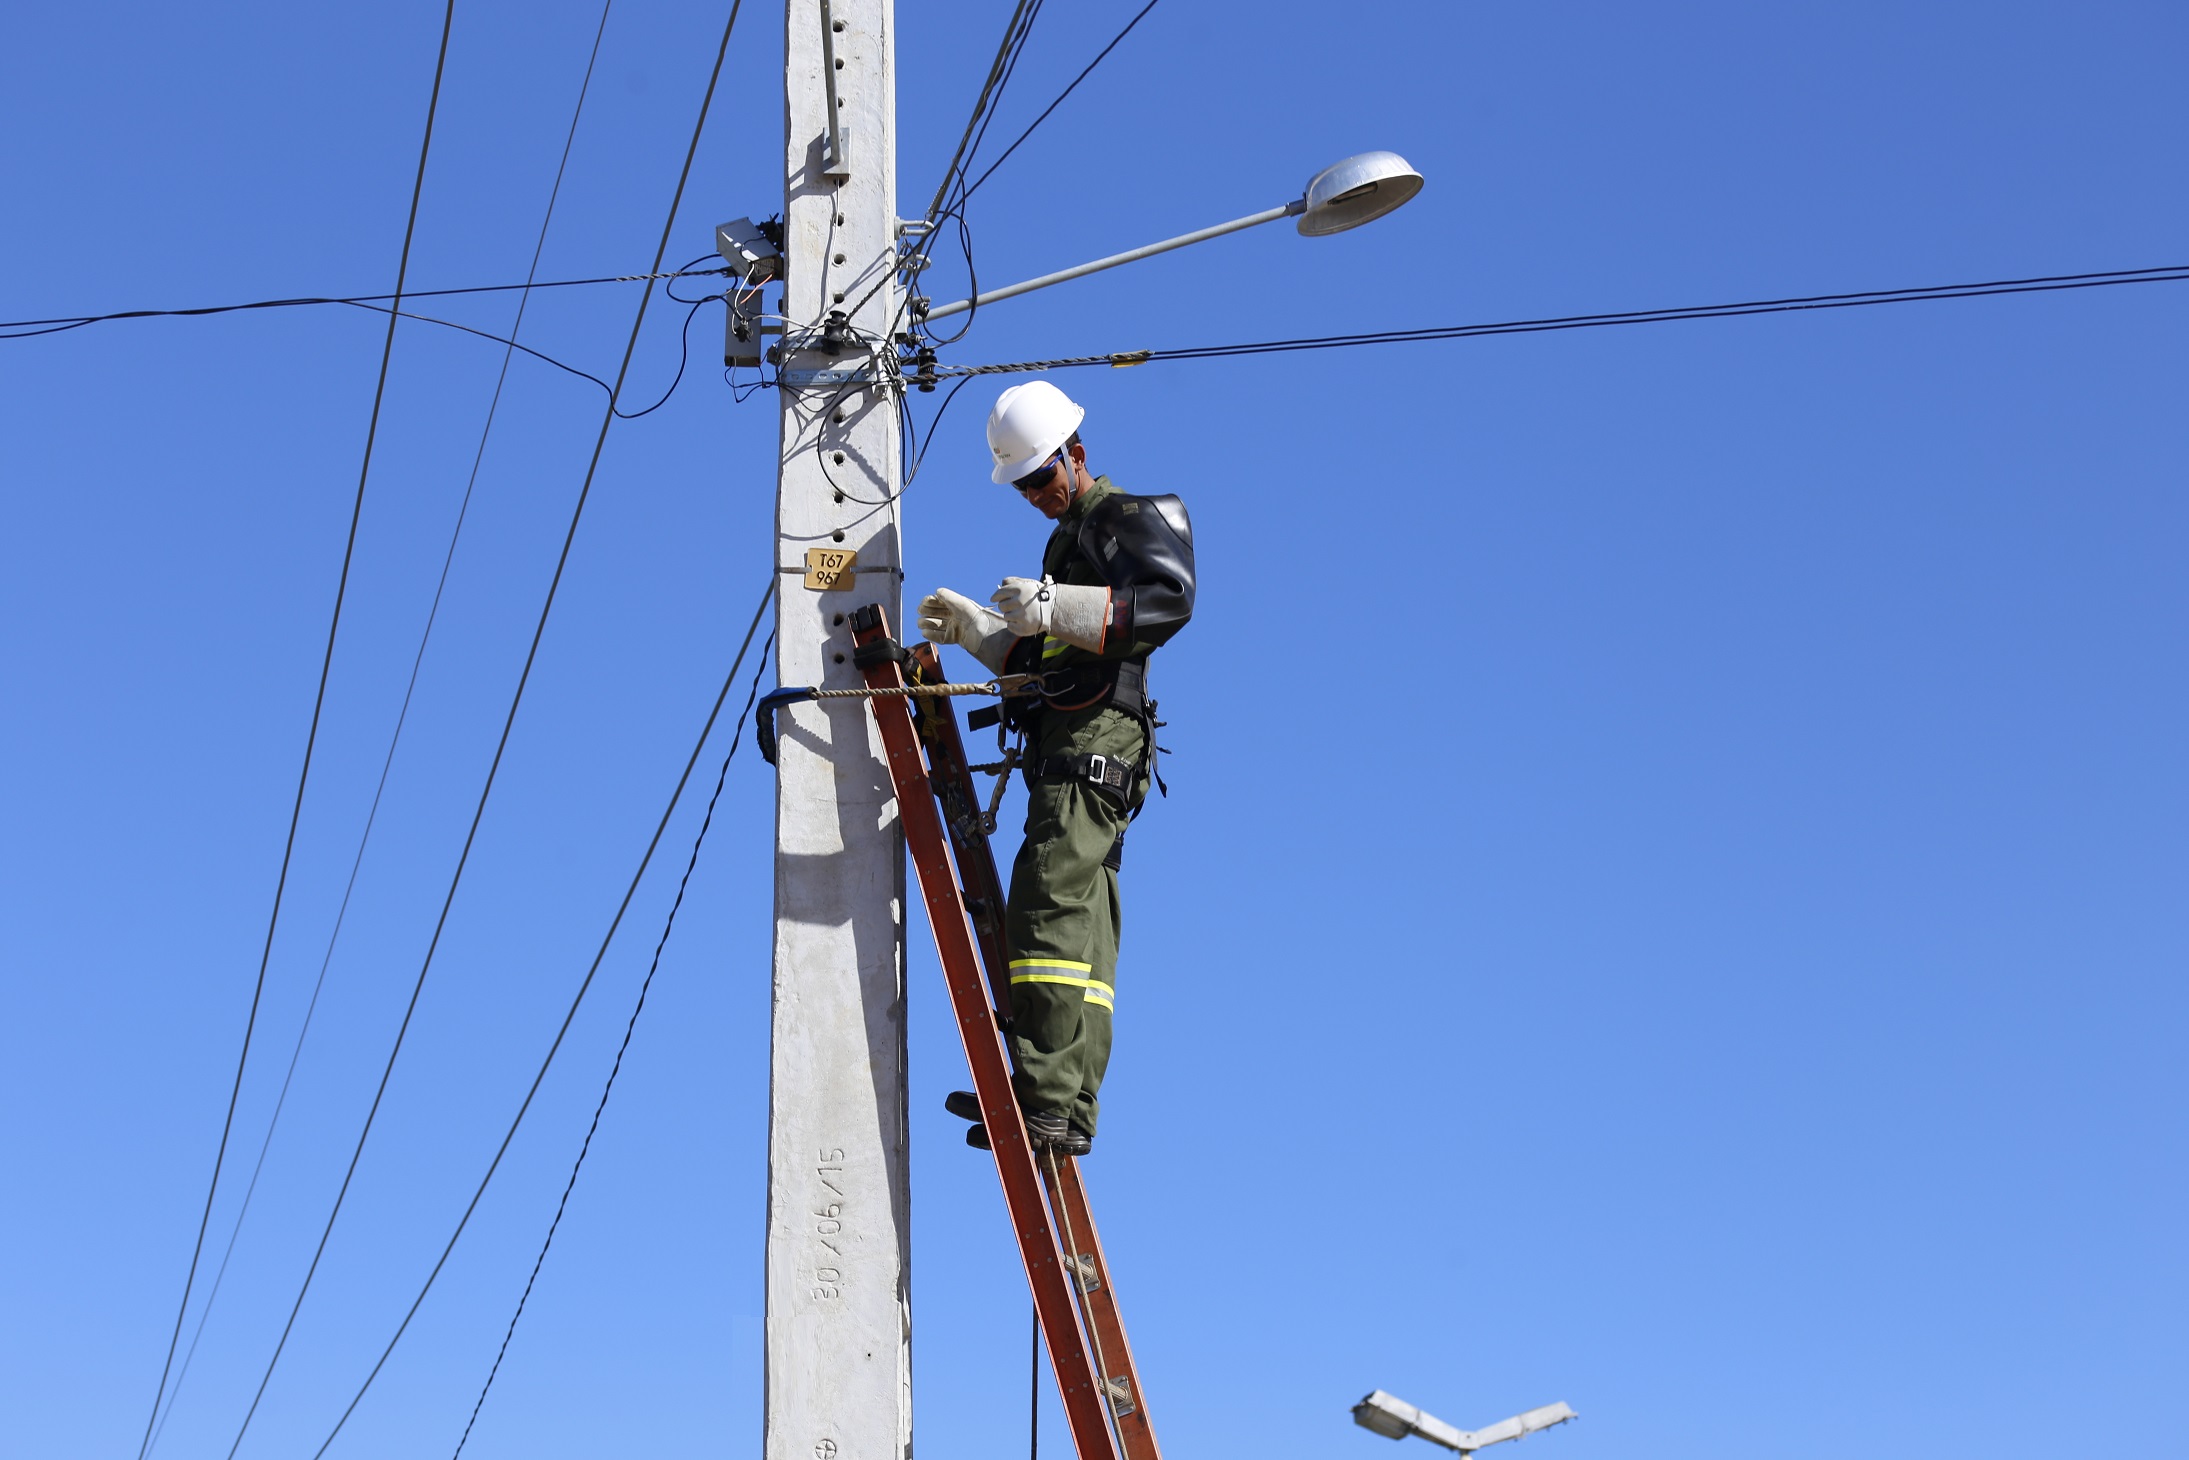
[{"x1": 848, "y1": 603, "x2": 1161, "y2": 1460}]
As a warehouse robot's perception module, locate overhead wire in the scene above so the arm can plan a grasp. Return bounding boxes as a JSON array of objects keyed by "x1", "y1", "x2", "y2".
[
  {"x1": 131, "y1": 4, "x2": 460, "y2": 1458},
  {"x1": 920, "y1": 0, "x2": 1048, "y2": 342},
  {"x1": 448, "y1": 618, "x2": 777, "y2": 1460},
  {"x1": 11, "y1": 281, "x2": 728, "y2": 414},
  {"x1": 852, "y1": 0, "x2": 1043, "y2": 348},
  {"x1": 927, "y1": 264, "x2": 2189, "y2": 377},
  {"x1": 319, "y1": 292, "x2": 723, "y2": 418},
  {"x1": 138, "y1": 7, "x2": 619, "y2": 1449},
  {"x1": 810, "y1": 0, "x2": 1055, "y2": 511},
  {"x1": 217, "y1": 1, "x2": 750, "y2": 1451},
  {"x1": 0, "y1": 266, "x2": 730, "y2": 340},
  {"x1": 809, "y1": 0, "x2": 1131, "y2": 505},
  {"x1": 949, "y1": 0, "x2": 1046, "y2": 199},
  {"x1": 617, "y1": 250, "x2": 733, "y2": 420},
  {"x1": 916, "y1": 0, "x2": 1042, "y2": 227},
  {"x1": 304, "y1": 579, "x2": 775, "y2": 1460},
  {"x1": 873, "y1": 0, "x2": 1157, "y2": 492},
  {"x1": 959, "y1": 0, "x2": 1159, "y2": 204}
]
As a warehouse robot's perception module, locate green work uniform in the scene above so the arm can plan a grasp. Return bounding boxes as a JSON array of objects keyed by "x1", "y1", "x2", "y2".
[
  {"x1": 1004, "y1": 475, "x2": 1192, "y2": 1139},
  {"x1": 1005, "y1": 701, "x2": 1146, "y2": 1138}
]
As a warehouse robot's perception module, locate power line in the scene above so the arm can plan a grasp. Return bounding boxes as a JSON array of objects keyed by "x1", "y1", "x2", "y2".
[
  {"x1": 304, "y1": 579, "x2": 774, "y2": 1460},
  {"x1": 928, "y1": 264, "x2": 2189, "y2": 377},
  {"x1": 837, "y1": 0, "x2": 1158, "y2": 511},
  {"x1": 823, "y1": 0, "x2": 1059, "y2": 471},
  {"x1": 325, "y1": 293, "x2": 724, "y2": 418},
  {"x1": 0, "y1": 266, "x2": 728, "y2": 340},
  {"x1": 918, "y1": 0, "x2": 1041, "y2": 225},
  {"x1": 902, "y1": 0, "x2": 1045, "y2": 349},
  {"x1": 218, "y1": 2, "x2": 749, "y2": 1452},
  {"x1": 131, "y1": 6, "x2": 460, "y2": 1459},
  {"x1": 837, "y1": 0, "x2": 1113, "y2": 471},
  {"x1": 139, "y1": 7, "x2": 619, "y2": 1450},
  {"x1": 449, "y1": 618, "x2": 776, "y2": 1460},
  {"x1": 950, "y1": 0, "x2": 1046, "y2": 204},
  {"x1": 3, "y1": 278, "x2": 727, "y2": 419},
  {"x1": 960, "y1": 0, "x2": 1160, "y2": 203}
]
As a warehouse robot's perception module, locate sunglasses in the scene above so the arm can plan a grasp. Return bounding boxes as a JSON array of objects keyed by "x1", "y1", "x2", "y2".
[{"x1": 1010, "y1": 450, "x2": 1067, "y2": 494}]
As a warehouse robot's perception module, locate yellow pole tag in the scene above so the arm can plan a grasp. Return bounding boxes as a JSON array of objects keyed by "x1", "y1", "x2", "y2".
[{"x1": 803, "y1": 547, "x2": 858, "y2": 591}]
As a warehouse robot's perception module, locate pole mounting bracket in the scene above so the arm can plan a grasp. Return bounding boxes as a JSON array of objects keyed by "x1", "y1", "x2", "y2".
[{"x1": 818, "y1": 0, "x2": 851, "y2": 179}]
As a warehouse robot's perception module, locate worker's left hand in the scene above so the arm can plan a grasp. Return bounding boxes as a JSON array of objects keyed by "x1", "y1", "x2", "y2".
[
  {"x1": 991, "y1": 576, "x2": 1054, "y2": 636},
  {"x1": 993, "y1": 576, "x2": 1112, "y2": 653}
]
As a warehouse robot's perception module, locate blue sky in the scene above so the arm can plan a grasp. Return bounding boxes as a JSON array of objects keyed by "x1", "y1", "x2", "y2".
[{"x1": 2, "y1": 2, "x2": 2183, "y2": 1458}]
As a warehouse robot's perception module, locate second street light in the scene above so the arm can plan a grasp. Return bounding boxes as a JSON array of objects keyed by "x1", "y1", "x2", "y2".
[
  {"x1": 1353, "y1": 1392, "x2": 1579, "y2": 1455},
  {"x1": 915, "y1": 149, "x2": 1425, "y2": 322}
]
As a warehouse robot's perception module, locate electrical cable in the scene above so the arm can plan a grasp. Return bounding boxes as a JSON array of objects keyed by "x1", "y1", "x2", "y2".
[
  {"x1": 887, "y1": 0, "x2": 1044, "y2": 347},
  {"x1": 612, "y1": 295, "x2": 714, "y2": 419},
  {"x1": 323, "y1": 294, "x2": 727, "y2": 418},
  {"x1": 138, "y1": 8, "x2": 618, "y2": 1449},
  {"x1": 917, "y1": 0, "x2": 1040, "y2": 226},
  {"x1": 447, "y1": 620, "x2": 776, "y2": 1460},
  {"x1": 929, "y1": 264, "x2": 2189, "y2": 377},
  {"x1": 662, "y1": 250, "x2": 729, "y2": 303},
  {"x1": 960, "y1": 0, "x2": 1158, "y2": 203},
  {"x1": 0, "y1": 266, "x2": 730, "y2": 340},
  {"x1": 614, "y1": 252, "x2": 736, "y2": 420},
  {"x1": 217, "y1": 2, "x2": 749, "y2": 1452},
  {"x1": 952, "y1": 0, "x2": 1046, "y2": 200},
  {"x1": 800, "y1": 0, "x2": 1119, "y2": 513},
  {"x1": 130, "y1": 6, "x2": 459, "y2": 1458},
  {"x1": 329, "y1": 298, "x2": 622, "y2": 393},
  {"x1": 908, "y1": 373, "x2": 977, "y2": 484},
  {"x1": 303, "y1": 579, "x2": 775, "y2": 1460},
  {"x1": 827, "y1": 0, "x2": 1057, "y2": 476},
  {"x1": 825, "y1": 0, "x2": 1067, "y2": 488}
]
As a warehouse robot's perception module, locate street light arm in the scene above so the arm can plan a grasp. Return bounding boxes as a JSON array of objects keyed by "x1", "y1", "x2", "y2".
[
  {"x1": 1353, "y1": 1393, "x2": 1578, "y2": 1454},
  {"x1": 920, "y1": 200, "x2": 1303, "y2": 322},
  {"x1": 1456, "y1": 1402, "x2": 1579, "y2": 1451}
]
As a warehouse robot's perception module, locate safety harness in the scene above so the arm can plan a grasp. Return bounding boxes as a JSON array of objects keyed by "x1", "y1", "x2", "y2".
[{"x1": 966, "y1": 655, "x2": 1163, "y2": 873}]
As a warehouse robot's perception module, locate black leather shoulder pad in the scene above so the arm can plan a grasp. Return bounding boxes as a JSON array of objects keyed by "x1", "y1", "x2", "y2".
[{"x1": 1078, "y1": 492, "x2": 1196, "y2": 648}]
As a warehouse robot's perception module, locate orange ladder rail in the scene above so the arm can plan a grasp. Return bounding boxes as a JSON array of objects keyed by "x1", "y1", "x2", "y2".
[
  {"x1": 901, "y1": 639, "x2": 1163, "y2": 1460},
  {"x1": 848, "y1": 607, "x2": 1122, "y2": 1460}
]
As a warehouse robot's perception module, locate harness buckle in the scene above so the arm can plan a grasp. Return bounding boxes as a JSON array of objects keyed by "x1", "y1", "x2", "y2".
[{"x1": 1086, "y1": 753, "x2": 1108, "y2": 788}]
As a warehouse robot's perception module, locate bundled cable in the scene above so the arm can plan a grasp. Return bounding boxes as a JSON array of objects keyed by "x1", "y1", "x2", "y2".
[{"x1": 924, "y1": 264, "x2": 2189, "y2": 377}]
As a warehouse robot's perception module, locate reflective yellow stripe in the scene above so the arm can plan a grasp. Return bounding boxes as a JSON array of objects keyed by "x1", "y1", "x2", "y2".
[
  {"x1": 1008, "y1": 959, "x2": 1114, "y2": 1008},
  {"x1": 1041, "y1": 635, "x2": 1071, "y2": 660}
]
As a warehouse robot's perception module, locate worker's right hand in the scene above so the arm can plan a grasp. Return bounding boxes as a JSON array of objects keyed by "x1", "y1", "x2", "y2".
[
  {"x1": 917, "y1": 587, "x2": 1016, "y2": 673},
  {"x1": 916, "y1": 587, "x2": 990, "y2": 646}
]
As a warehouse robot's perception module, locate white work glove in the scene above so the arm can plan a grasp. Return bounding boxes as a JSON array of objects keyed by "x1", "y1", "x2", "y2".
[
  {"x1": 991, "y1": 575, "x2": 1112, "y2": 654},
  {"x1": 916, "y1": 586, "x2": 1016, "y2": 673}
]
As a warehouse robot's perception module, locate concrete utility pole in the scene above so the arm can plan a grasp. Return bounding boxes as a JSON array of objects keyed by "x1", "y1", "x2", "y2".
[{"x1": 765, "y1": 1, "x2": 909, "y2": 1459}]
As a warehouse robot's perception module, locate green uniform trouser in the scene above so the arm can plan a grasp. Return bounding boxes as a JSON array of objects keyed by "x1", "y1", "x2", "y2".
[{"x1": 1006, "y1": 702, "x2": 1148, "y2": 1139}]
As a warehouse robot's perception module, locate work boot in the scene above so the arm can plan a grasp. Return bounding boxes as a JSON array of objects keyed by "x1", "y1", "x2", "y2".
[
  {"x1": 1025, "y1": 1109, "x2": 1092, "y2": 1157},
  {"x1": 943, "y1": 1089, "x2": 982, "y2": 1123},
  {"x1": 965, "y1": 1123, "x2": 992, "y2": 1151}
]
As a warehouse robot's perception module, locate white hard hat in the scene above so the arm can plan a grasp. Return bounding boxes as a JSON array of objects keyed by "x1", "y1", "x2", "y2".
[{"x1": 985, "y1": 380, "x2": 1086, "y2": 484}]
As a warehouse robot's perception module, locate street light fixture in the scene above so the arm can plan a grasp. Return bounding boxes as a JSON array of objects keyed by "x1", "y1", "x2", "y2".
[
  {"x1": 1353, "y1": 1392, "x2": 1578, "y2": 1454},
  {"x1": 919, "y1": 150, "x2": 1423, "y2": 322}
]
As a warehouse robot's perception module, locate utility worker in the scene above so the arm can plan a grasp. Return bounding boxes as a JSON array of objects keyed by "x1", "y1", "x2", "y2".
[{"x1": 917, "y1": 380, "x2": 1195, "y2": 1155}]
